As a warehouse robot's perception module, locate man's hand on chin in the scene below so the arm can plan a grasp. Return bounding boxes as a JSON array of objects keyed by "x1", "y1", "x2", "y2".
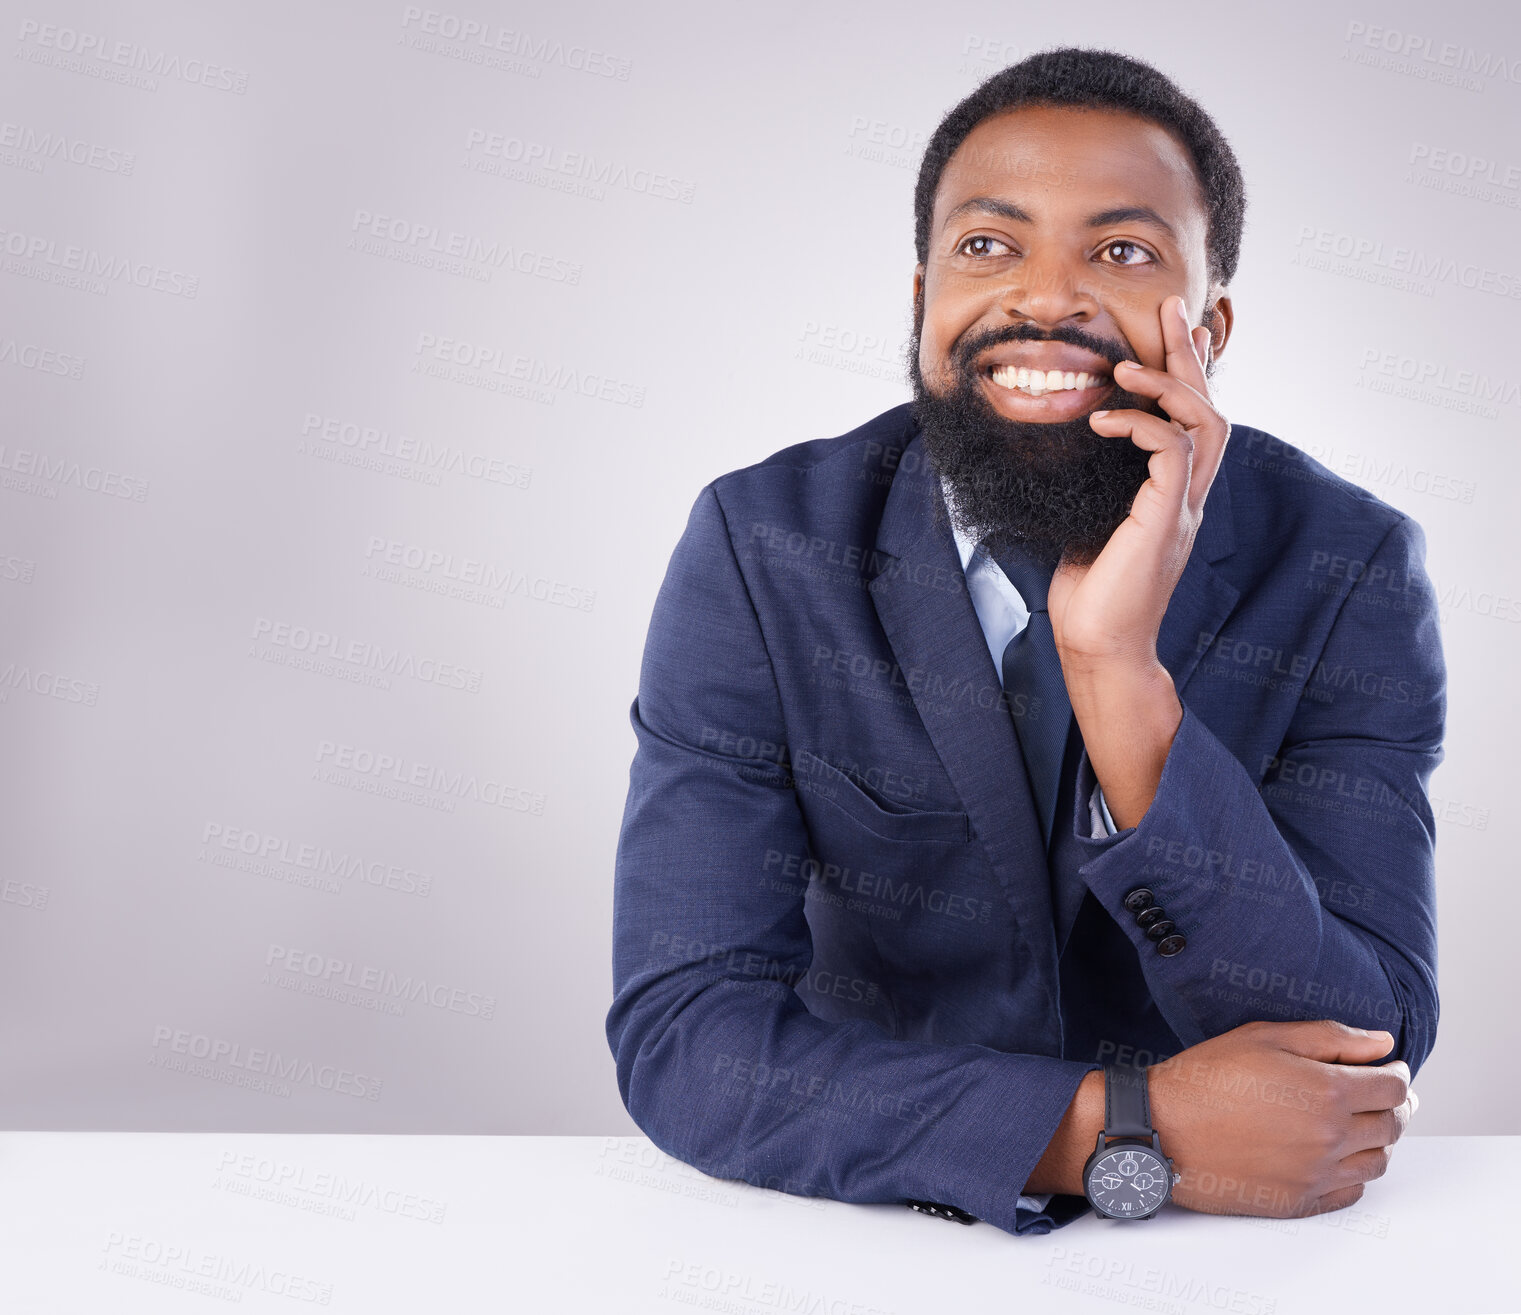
[{"x1": 1047, "y1": 293, "x2": 1231, "y2": 830}]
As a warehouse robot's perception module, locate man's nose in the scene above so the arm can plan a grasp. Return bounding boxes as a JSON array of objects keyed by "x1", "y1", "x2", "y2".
[
  {"x1": 996, "y1": 247, "x2": 1120, "y2": 324},
  {"x1": 1002, "y1": 247, "x2": 1086, "y2": 316}
]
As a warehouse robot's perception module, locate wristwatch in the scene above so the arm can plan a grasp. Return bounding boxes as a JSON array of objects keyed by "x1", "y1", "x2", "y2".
[{"x1": 1081, "y1": 1062, "x2": 1180, "y2": 1220}]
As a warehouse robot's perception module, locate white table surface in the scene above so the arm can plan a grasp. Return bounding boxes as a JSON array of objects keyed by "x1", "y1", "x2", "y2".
[{"x1": 0, "y1": 1133, "x2": 1515, "y2": 1314}]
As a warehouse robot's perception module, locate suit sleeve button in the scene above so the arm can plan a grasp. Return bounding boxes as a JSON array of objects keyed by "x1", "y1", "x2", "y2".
[
  {"x1": 1145, "y1": 919, "x2": 1177, "y2": 941},
  {"x1": 1156, "y1": 933, "x2": 1187, "y2": 956},
  {"x1": 1136, "y1": 906, "x2": 1167, "y2": 930},
  {"x1": 1122, "y1": 887, "x2": 1155, "y2": 914}
]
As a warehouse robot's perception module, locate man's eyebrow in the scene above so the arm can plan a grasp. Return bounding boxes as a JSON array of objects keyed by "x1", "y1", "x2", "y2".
[
  {"x1": 941, "y1": 196, "x2": 1178, "y2": 241},
  {"x1": 941, "y1": 196, "x2": 1032, "y2": 229},
  {"x1": 1086, "y1": 205, "x2": 1178, "y2": 241}
]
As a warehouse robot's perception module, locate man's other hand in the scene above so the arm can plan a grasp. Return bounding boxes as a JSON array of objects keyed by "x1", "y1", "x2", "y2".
[{"x1": 1150, "y1": 1018, "x2": 1416, "y2": 1218}]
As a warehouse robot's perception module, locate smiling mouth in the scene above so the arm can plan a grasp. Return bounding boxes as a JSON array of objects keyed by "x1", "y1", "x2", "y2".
[{"x1": 983, "y1": 364, "x2": 1113, "y2": 398}]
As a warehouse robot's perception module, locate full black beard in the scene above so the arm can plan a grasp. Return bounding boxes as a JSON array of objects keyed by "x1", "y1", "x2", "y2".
[{"x1": 906, "y1": 312, "x2": 1179, "y2": 569}]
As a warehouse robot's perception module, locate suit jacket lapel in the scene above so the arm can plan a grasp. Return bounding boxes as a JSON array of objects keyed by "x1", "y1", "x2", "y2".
[{"x1": 868, "y1": 430, "x2": 1064, "y2": 1031}]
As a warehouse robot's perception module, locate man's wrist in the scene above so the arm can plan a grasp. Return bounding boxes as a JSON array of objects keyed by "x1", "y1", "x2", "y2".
[
  {"x1": 1145, "y1": 1060, "x2": 1179, "y2": 1162},
  {"x1": 1024, "y1": 1068, "x2": 1105, "y2": 1196},
  {"x1": 1066, "y1": 662, "x2": 1181, "y2": 830}
]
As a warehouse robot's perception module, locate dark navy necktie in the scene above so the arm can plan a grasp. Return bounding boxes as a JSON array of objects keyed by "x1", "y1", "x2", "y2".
[{"x1": 991, "y1": 542, "x2": 1073, "y2": 851}]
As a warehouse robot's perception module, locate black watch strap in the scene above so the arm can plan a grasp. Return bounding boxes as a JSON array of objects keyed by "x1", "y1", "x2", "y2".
[{"x1": 1104, "y1": 1062, "x2": 1153, "y2": 1138}]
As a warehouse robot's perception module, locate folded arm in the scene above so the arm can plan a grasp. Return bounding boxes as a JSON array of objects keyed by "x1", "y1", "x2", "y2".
[
  {"x1": 1069, "y1": 515, "x2": 1446, "y2": 1072},
  {"x1": 606, "y1": 483, "x2": 1101, "y2": 1234}
]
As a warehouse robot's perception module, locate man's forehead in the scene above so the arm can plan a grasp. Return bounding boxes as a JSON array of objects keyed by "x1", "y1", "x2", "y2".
[{"x1": 935, "y1": 105, "x2": 1201, "y2": 224}]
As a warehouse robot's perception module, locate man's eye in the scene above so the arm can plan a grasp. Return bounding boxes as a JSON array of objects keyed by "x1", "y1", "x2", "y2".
[
  {"x1": 958, "y1": 235, "x2": 1014, "y2": 258},
  {"x1": 1099, "y1": 240, "x2": 1155, "y2": 266}
]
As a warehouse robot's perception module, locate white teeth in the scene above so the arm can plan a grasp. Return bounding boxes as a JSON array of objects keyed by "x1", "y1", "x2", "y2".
[{"x1": 989, "y1": 364, "x2": 1109, "y2": 396}]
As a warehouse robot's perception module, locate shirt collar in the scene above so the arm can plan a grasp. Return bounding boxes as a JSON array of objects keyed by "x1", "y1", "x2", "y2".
[{"x1": 937, "y1": 474, "x2": 982, "y2": 573}]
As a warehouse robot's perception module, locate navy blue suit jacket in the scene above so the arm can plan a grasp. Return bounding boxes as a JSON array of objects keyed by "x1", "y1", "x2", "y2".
[{"x1": 606, "y1": 401, "x2": 1446, "y2": 1235}]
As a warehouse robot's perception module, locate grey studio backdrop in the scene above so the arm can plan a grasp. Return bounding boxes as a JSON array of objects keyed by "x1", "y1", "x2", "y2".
[{"x1": 1, "y1": 0, "x2": 1515, "y2": 1140}]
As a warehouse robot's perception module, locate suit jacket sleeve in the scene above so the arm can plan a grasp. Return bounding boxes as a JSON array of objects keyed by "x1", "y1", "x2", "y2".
[
  {"x1": 1071, "y1": 514, "x2": 1446, "y2": 1072},
  {"x1": 607, "y1": 482, "x2": 1102, "y2": 1236}
]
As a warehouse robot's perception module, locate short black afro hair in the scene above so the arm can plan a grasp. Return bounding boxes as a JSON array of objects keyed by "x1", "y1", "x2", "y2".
[{"x1": 913, "y1": 46, "x2": 1247, "y2": 290}]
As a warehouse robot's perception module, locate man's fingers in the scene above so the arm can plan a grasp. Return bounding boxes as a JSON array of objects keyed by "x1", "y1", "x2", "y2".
[
  {"x1": 1088, "y1": 407, "x2": 1191, "y2": 454},
  {"x1": 1303, "y1": 1182, "x2": 1367, "y2": 1217},
  {"x1": 1191, "y1": 324, "x2": 1210, "y2": 373},
  {"x1": 1341, "y1": 1102, "x2": 1411, "y2": 1157},
  {"x1": 1107, "y1": 357, "x2": 1227, "y2": 514},
  {"x1": 1110, "y1": 360, "x2": 1212, "y2": 431},
  {"x1": 1266, "y1": 1018, "x2": 1396, "y2": 1065},
  {"x1": 1087, "y1": 410, "x2": 1193, "y2": 519},
  {"x1": 1337, "y1": 1059, "x2": 1410, "y2": 1113},
  {"x1": 1087, "y1": 409, "x2": 1192, "y2": 487},
  {"x1": 1103, "y1": 294, "x2": 1231, "y2": 515},
  {"x1": 1160, "y1": 292, "x2": 1208, "y2": 393},
  {"x1": 1327, "y1": 1143, "x2": 1396, "y2": 1195}
]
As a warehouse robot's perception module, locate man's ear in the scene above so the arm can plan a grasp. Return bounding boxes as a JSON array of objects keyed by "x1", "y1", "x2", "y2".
[{"x1": 1204, "y1": 294, "x2": 1233, "y2": 362}]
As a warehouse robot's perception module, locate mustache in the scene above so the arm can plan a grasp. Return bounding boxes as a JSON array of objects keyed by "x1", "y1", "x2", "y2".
[{"x1": 949, "y1": 321, "x2": 1132, "y2": 374}]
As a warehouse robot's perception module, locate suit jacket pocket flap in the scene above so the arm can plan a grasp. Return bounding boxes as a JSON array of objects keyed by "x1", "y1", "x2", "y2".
[{"x1": 797, "y1": 754, "x2": 971, "y2": 844}]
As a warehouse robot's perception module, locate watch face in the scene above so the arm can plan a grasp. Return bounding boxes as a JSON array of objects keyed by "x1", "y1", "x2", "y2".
[{"x1": 1085, "y1": 1145, "x2": 1170, "y2": 1219}]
